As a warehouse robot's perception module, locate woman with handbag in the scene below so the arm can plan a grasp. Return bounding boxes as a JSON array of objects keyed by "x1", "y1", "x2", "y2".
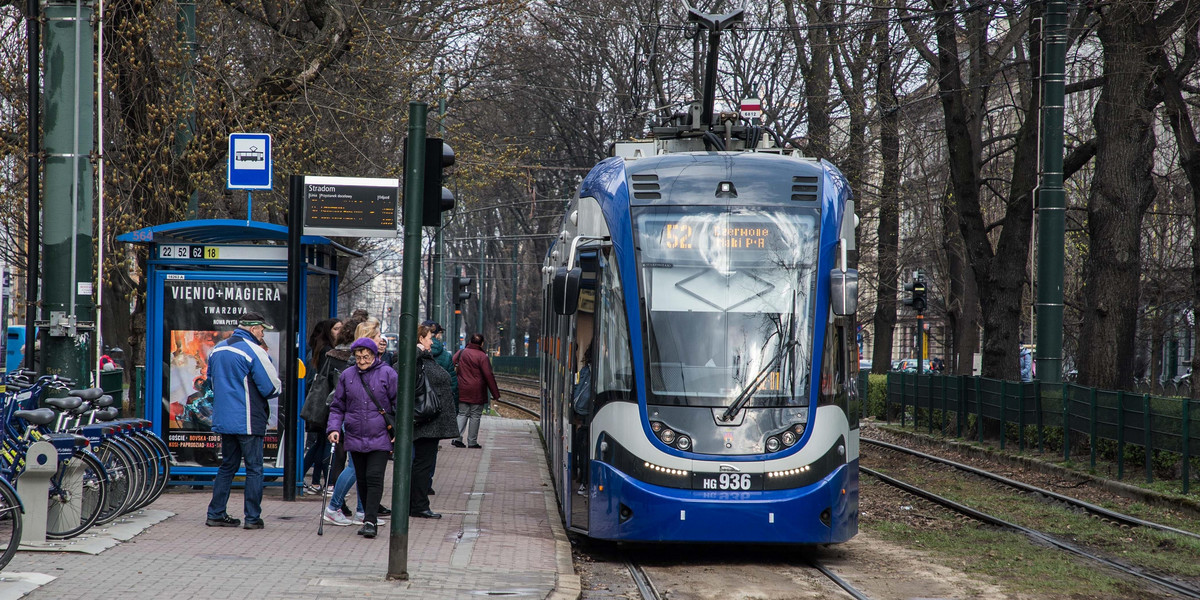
[
  {"x1": 326, "y1": 337, "x2": 397, "y2": 539},
  {"x1": 301, "y1": 318, "x2": 343, "y2": 492},
  {"x1": 409, "y1": 323, "x2": 458, "y2": 519}
]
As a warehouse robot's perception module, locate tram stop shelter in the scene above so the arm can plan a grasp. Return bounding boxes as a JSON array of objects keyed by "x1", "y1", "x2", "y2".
[{"x1": 117, "y1": 219, "x2": 358, "y2": 484}]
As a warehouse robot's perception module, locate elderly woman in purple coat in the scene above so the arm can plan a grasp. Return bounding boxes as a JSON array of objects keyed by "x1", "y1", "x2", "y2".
[{"x1": 327, "y1": 337, "x2": 397, "y2": 539}]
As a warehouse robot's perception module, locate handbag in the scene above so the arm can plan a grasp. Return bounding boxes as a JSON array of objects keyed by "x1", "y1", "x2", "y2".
[
  {"x1": 299, "y1": 361, "x2": 335, "y2": 426},
  {"x1": 358, "y1": 370, "x2": 396, "y2": 440},
  {"x1": 414, "y1": 360, "x2": 442, "y2": 426}
]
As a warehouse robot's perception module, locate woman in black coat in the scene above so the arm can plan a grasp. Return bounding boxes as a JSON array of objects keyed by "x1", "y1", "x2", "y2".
[
  {"x1": 407, "y1": 323, "x2": 458, "y2": 518},
  {"x1": 302, "y1": 318, "x2": 343, "y2": 491}
]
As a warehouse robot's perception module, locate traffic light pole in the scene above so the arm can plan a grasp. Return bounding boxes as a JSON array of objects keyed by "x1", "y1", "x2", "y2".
[
  {"x1": 388, "y1": 101, "x2": 426, "y2": 581},
  {"x1": 1034, "y1": 0, "x2": 1068, "y2": 384}
]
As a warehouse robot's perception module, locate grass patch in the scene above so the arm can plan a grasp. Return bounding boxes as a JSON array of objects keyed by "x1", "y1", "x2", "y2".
[{"x1": 865, "y1": 520, "x2": 1150, "y2": 598}]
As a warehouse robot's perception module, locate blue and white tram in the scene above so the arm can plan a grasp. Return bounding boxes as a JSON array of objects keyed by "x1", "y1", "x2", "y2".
[{"x1": 541, "y1": 145, "x2": 861, "y2": 544}]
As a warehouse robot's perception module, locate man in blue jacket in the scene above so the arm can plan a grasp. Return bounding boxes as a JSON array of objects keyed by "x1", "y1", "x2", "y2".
[{"x1": 205, "y1": 311, "x2": 282, "y2": 530}]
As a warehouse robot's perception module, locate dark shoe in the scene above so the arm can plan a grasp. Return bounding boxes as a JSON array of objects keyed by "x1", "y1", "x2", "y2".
[
  {"x1": 410, "y1": 509, "x2": 442, "y2": 519},
  {"x1": 450, "y1": 440, "x2": 466, "y2": 448},
  {"x1": 377, "y1": 505, "x2": 392, "y2": 516},
  {"x1": 468, "y1": 444, "x2": 483, "y2": 449},
  {"x1": 205, "y1": 515, "x2": 241, "y2": 528},
  {"x1": 340, "y1": 504, "x2": 353, "y2": 517},
  {"x1": 429, "y1": 489, "x2": 436, "y2": 495},
  {"x1": 243, "y1": 519, "x2": 265, "y2": 530},
  {"x1": 358, "y1": 522, "x2": 377, "y2": 538}
]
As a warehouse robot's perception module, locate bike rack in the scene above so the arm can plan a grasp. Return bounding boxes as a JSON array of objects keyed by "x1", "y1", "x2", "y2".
[{"x1": 17, "y1": 441, "x2": 57, "y2": 546}]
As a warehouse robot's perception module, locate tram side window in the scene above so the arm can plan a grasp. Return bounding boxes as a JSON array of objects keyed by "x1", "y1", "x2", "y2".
[
  {"x1": 818, "y1": 317, "x2": 842, "y2": 408},
  {"x1": 597, "y1": 252, "x2": 633, "y2": 396}
]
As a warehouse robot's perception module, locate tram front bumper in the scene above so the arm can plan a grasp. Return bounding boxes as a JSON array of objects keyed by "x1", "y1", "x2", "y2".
[{"x1": 586, "y1": 460, "x2": 859, "y2": 543}]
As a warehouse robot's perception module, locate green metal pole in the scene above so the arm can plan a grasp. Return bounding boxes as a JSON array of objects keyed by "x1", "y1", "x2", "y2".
[
  {"x1": 1000, "y1": 380, "x2": 1007, "y2": 451},
  {"x1": 42, "y1": 0, "x2": 96, "y2": 384},
  {"x1": 1089, "y1": 387, "x2": 1097, "y2": 470},
  {"x1": 177, "y1": 0, "x2": 198, "y2": 218},
  {"x1": 1182, "y1": 398, "x2": 1190, "y2": 495},
  {"x1": 1144, "y1": 393, "x2": 1153, "y2": 484},
  {"x1": 1062, "y1": 381, "x2": 1070, "y2": 461},
  {"x1": 477, "y1": 245, "x2": 485, "y2": 336},
  {"x1": 509, "y1": 242, "x2": 518, "y2": 356},
  {"x1": 432, "y1": 99, "x2": 446, "y2": 326},
  {"x1": 1034, "y1": 0, "x2": 1069, "y2": 384},
  {"x1": 388, "y1": 101, "x2": 427, "y2": 581},
  {"x1": 1117, "y1": 391, "x2": 1126, "y2": 480}
]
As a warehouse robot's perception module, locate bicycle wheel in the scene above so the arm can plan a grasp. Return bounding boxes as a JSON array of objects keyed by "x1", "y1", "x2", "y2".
[
  {"x1": 120, "y1": 434, "x2": 156, "y2": 511},
  {"x1": 145, "y1": 432, "x2": 172, "y2": 505},
  {"x1": 0, "y1": 478, "x2": 22, "y2": 570},
  {"x1": 93, "y1": 441, "x2": 135, "y2": 525},
  {"x1": 131, "y1": 432, "x2": 171, "y2": 510},
  {"x1": 46, "y1": 450, "x2": 107, "y2": 539}
]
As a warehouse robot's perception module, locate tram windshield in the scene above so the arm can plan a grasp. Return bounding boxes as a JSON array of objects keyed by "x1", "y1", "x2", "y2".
[{"x1": 634, "y1": 206, "x2": 819, "y2": 407}]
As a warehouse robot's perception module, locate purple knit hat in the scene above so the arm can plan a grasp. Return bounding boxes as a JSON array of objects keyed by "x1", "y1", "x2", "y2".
[{"x1": 350, "y1": 337, "x2": 380, "y2": 358}]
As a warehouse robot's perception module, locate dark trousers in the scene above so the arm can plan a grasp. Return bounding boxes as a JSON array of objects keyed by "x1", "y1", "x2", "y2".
[
  {"x1": 410, "y1": 437, "x2": 439, "y2": 512},
  {"x1": 207, "y1": 434, "x2": 264, "y2": 523},
  {"x1": 327, "y1": 440, "x2": 348, "y2": 487},
  {"x1": 302, "y1": 437, "x2": 329, "y2": 485},
  {"x1": 349, "y1": 450, "x2": 389, "y2": 525}
]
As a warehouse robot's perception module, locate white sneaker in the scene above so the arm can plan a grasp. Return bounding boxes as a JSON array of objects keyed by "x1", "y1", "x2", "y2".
[
  {"x1": 323, "y1": 507, "x2": 353, "y2": 526},
  {"x1": 355, "y1": 511, "x2": 387, "y2": 524}
]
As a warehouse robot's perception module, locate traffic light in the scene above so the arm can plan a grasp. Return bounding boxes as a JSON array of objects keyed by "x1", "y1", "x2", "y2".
[
  {"x1": 423, "y1": 138, "x2": 455, "y2": 227},
  {"x1": 453, "y1": 276, "x2": 473, "y2": 305},
  {"x1": 902, "y1": 272, "x2": 927, "y2": 313}
]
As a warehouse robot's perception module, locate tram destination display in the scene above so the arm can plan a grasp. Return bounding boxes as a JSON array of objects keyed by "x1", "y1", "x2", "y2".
[{"x1": 302, "y1": 175, "x2": 399, "y2": 238}]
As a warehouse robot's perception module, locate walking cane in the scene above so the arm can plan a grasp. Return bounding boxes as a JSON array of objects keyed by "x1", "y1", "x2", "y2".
[{"x1": 318, "y1": 438, "x2": 335, "y2": 536}]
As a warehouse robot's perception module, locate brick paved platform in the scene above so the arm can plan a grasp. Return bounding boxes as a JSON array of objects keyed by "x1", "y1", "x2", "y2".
[{"x1": 0, "y1": 417, "x2": 580, "y2": 600}]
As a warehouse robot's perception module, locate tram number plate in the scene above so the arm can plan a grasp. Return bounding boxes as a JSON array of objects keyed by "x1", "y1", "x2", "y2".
[{"x1": 692, "y1": 472, "x2": 763, "y2": 491}]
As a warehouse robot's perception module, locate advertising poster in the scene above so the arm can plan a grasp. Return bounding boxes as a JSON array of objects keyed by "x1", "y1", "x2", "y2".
[{"x1": 162, "y1": 279, "x2": 287, "y2": 467}]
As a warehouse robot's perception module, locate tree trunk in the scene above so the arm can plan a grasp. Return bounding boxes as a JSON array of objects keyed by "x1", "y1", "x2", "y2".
[
  {"x1": 943, "y1": 186, "x2": 981, "y2": 375},
  {"x1": 1077, "y1": 5, "x2": 1160, "y2": 390},
  {"x1": 871, "y1": 23, "x2": 900, "y2": 374}
]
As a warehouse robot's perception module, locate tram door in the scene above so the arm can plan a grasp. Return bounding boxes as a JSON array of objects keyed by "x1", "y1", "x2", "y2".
[{"x1": 566, "y1": 251, "x2": 599, "y2": 531}]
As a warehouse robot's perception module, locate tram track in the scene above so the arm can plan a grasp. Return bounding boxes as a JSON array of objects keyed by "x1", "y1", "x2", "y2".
[
  {"x1": 861, "y1": 440, "x2": 1200, "y2": 599},
  {"x1": 495, "y1": 386, "x2": 540, "y2": 419},
  {"x1": 862, "y1": 437, "x2": 1200, "y2": 541},
  {"x1": 621, "y1": 555, "x2": 873, "y2": 600}
]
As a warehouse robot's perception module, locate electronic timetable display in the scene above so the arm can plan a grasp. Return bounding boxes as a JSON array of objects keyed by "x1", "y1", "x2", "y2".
[{"x1": 303, "y1": 175, "x2": 399, "y2": 238}]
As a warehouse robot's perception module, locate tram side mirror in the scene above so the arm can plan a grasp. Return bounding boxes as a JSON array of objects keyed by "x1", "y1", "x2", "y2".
[
  {"x1": 830, "y1": 269, "x2": 859, "y2": 316},
  {"x1": 552, "y1": 266, "x2": 583, "y2": 315}
]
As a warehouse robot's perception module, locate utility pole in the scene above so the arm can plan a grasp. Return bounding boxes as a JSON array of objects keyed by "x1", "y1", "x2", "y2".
[
  {"x1": 509, "y1": 242, "x2": 518, "y2": 355},
  {"x1": 1034, "y1": 0, "x2": 1068, "y2": 384},
  {"x1": 42, "y1": 0, "x2": 96, "y2": 382},
  {"x1": 432, "y1": 98, "x2": 447, "y2": 326},
  {"x1": 23, "y1": 0, "x2": 40, "y2": 371},
  {"x1": 177, "y1": 0, "x2": 198, "y2": 218},
  {"x1": 388, "y1": 101, "x2": 426, "y2": 580}
]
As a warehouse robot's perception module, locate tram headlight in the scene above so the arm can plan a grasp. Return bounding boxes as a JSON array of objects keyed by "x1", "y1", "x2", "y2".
[
  {"x1": 660, "y1": 429, "x2": 676, "y2": 444},
  {"x1": 675, "y1": 435, "x2": 691, "y2": 451},
  {"x1": 766, "y1": 436, "x2": 781, "y2": 452},
  {"x1": 781, "y1": 430, "x2": 797, "y2": 446},
  {"x1": 793, "y1": 423, "x2": 806, "y2": 436},
  {"x1": 650, "y1": 421, "x2": 664, "y2": 433}
]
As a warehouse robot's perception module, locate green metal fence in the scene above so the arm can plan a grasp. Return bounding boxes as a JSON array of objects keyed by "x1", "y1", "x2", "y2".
[
  {"x1": 491, "y1": 356, "x2": 539, "y2": 376},
  {"x1": 884, "y1": 372, "x2": 1198, "y2": 495}
]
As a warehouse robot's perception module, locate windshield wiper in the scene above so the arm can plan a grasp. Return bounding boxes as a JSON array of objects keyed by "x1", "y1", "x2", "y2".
[{"x1": 719, "y1": 338, "x2": 798, "y2": 422}]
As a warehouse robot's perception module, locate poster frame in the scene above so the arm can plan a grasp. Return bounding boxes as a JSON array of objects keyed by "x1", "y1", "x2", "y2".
[{"x1": 146, "y1": 269, "x2": 301, "y2": 480}]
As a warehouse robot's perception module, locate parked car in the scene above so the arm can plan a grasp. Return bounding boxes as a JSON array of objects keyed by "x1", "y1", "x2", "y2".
[{"x1": 859, "y1": 359, "x2": 873, "y2": 372}]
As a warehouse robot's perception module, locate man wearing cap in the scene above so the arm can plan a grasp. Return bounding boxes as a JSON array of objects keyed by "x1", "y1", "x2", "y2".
[{"x1": 205, "y1": 311, "x2": 282, "y2": 530}]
